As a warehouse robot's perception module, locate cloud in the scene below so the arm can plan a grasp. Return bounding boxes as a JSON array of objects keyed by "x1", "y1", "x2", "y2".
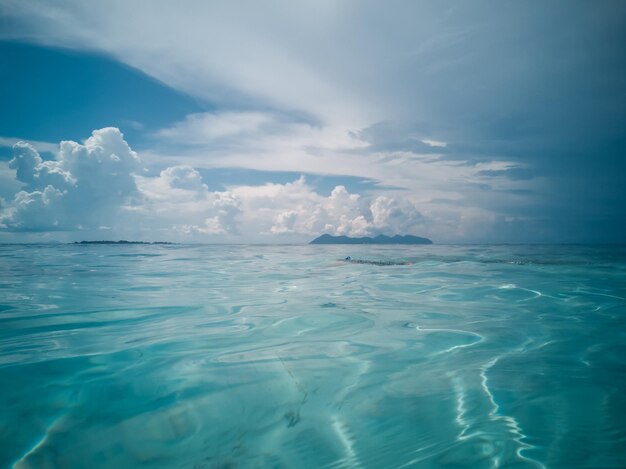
[
  {"x1": 2, "y1": 120, "x2": 536, "y2": 242},
  {"x1": 9, "y1": 141, "x2": 73, "y2": 189},
  {"x1": 229, "y1": 176, "x2": 424, "y2": 238},
  {"x1": 135, "y1": 166, "x2": 243, "y2": 236},
  {"x1": 1, "y1": 125, "x2": 434, "y2": 240},
  {"x1": 147, "y1": 111, "x2": 528, "y2": 206},
  {"x1": 0, "y1": 124, "x2": 577, "y2": 243},
  {"x1": 3, "y1": 185, "x2": 65, "y2": 232},
  {"x1": 370, "y1": 196, "x2": 424, "y2": 234},
  {"x1": 2, "y1": 128, "x2": 141, "y2": 231},
  {"x1": 158, "y1": 166, "x2": 208, "y2": 192},
  {"x1": 151, "y1": 111, "x2": 368, "y2": 158},
  {"x1": 421, "y1": 139, "x2": 447, "y2": 148},
  {"x1": 1, "y1": 127, "x2": 430, "y2": 240},
  {"x1": 137, "y1": 170, "x2": 407, "y2": 240},
  {"x1": 2, "y1": 1, "x2": 624, "y2": 241},
  {"x1": 155, "y1": 112, "x2": 276, "y2": 143},
  {"x1": 0, "y1": 1, "x2": 375, "y2": 126},
  {"x1": 0, "y1": 136, "x2": 58, "y2": 154},
  {"x1": 0, "y1": 130, "x2": 246, "y2": 238}
]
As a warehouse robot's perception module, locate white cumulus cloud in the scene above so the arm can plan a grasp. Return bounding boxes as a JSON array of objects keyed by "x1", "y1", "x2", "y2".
[
  {"x1": 0, "y1": 127, "x2": 510, "y2": 243},
  {"x1": 2, "y1": 128, "x2": 141, "y2": 231},
  {"x1": 229, "y1": 176, "x2": 424, "y2": 238}
]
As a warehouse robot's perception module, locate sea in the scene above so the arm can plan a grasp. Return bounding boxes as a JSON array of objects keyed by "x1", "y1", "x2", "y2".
[{"x1": 0, "y1": 243, "x2": 625, "y2": 468}]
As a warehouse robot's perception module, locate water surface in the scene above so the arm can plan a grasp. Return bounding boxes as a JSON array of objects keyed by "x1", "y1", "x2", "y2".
[{"x1": 1, "y1": 244, "x2": 625, "y2": 468}]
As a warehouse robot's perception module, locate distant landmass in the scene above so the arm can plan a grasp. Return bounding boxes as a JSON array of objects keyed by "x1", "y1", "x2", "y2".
[
  {"x1": 309, "y1": 234, "x2": 433, "y2": 245},
  {"x1": 74, "y1": 240, "x2": 173, "y2": 245}
]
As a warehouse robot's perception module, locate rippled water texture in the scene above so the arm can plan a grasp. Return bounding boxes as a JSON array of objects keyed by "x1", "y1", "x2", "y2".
[{"x1": 1, "y1": 244, "x2": 625, "y2": 468}]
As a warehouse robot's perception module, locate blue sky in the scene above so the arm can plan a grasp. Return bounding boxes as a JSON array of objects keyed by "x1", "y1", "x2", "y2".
[
  {"x1": 0, "y1": 0, "x2": 624, "y2": 243},
  {"x1": 0, "y1": 42, "x2": 207, "y2": 145}
]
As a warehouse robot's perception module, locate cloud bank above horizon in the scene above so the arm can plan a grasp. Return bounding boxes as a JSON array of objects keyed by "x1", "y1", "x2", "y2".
[
  {"x1": 0, "y1": 0, "x2": 624, "y2": 243},
  {"x1": 0, "y1": 128, "x2": 431, "y2": 242}
]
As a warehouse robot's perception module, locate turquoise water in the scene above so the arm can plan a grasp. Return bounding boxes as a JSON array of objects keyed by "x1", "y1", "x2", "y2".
[{"x1": 1, "y1": 244, "x2": 625, "y2": 468}]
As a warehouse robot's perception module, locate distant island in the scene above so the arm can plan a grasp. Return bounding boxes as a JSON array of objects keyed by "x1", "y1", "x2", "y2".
[
  {"x1": 74, "y1": 240, "x2": 173, "y2": 245},
  {"x1": 310, "y1": 234, "x2": 433, "y2": 245}
]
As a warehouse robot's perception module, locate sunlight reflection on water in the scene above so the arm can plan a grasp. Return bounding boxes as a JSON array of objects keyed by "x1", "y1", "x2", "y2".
[{"x1": 1, "y1": 244, "x2": 625, "y2": 468}]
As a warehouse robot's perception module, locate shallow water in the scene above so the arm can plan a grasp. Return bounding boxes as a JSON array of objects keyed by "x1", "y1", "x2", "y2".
[{"x1": 1, "y1": 244, "x2": 625, "y2": 468}]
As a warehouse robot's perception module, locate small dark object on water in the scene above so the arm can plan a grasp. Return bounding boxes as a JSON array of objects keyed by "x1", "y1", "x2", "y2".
[
  {"x1": 284, "y1": 410, "x2": 301, "y2": 428},
  {"x1": 342, "y1": 256, "x2": 411, "y2": 266}
]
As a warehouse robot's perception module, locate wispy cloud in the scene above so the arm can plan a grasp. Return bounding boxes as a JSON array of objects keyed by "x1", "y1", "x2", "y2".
[
  {"x1": 421, "y1": 139, "x2": 447, "y2": 148},
  {"x1": 0, "y1": 136, "x2": 58, "y2": 154}
]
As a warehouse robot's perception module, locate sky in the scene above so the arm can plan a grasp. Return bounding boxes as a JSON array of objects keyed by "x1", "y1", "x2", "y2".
[{"x1": 0, "y1": 0, "x2": 624, "y2": 243}]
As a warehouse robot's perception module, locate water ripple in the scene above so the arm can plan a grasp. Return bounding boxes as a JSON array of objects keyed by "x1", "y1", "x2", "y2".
[{"x1": 0, "y1": 243, "x2": 625, "y2": 467}]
